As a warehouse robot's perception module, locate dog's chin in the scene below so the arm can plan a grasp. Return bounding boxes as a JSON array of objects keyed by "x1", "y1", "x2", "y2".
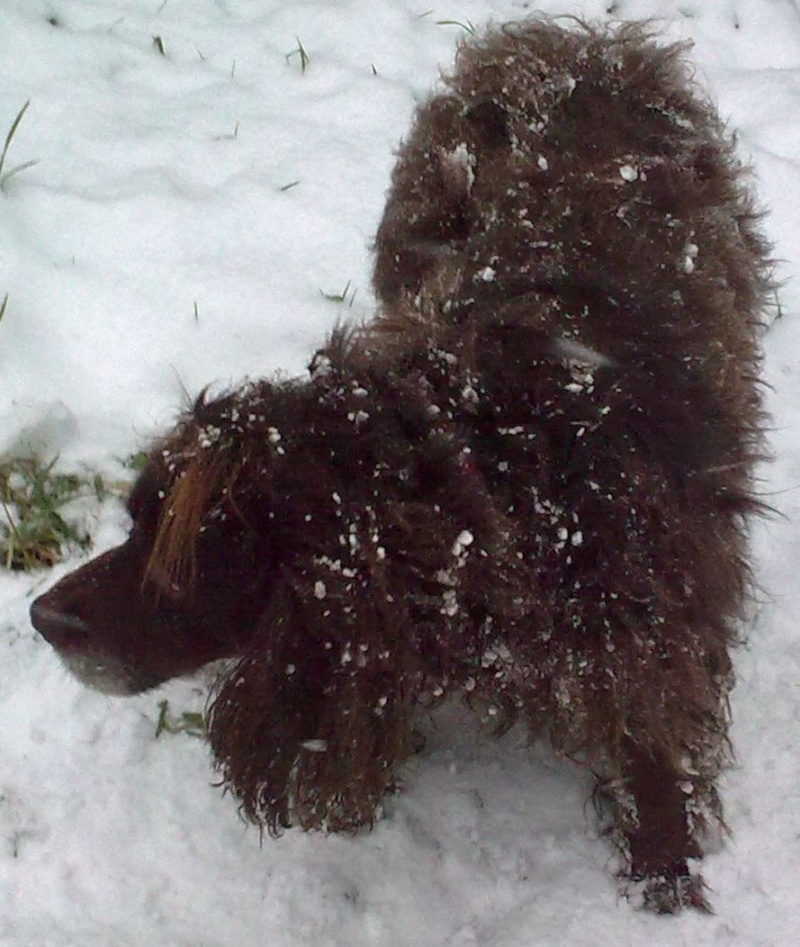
[{"x1": 57, "y1": 651, "x2": 162, "y2": 696}]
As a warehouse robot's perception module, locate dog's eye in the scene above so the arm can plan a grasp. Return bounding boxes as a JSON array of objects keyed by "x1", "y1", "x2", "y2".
[
  {"x1": 127, "y1": 465, "x2": 170, "y2": 521},
  {"x1": 128, "y1": 516, "x2": 157, "y2": 553}
]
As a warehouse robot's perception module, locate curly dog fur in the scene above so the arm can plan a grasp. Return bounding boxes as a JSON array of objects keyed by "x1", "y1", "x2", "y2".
[{"x1": 31, "y1": 19, "x2": 772, "y2": 912}]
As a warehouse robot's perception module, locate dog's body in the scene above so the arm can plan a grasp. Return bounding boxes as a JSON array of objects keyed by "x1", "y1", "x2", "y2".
[{"x1": 31, "y1": 20, "x2": 771, "y2": 912}]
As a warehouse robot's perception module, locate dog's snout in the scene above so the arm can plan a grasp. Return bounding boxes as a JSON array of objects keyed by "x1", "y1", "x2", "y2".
[{"x1": 30, "y1": 596, "x2": 90, "y2": 648}]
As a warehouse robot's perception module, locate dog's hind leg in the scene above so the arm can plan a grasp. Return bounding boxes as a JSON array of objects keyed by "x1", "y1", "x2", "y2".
[{"x1": 615, "y1": 741, "x2": 713, "y2": 913}]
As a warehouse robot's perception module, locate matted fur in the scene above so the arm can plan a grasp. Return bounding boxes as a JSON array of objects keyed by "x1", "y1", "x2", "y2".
[{"x1": 31, "y1": 19, "x2": 772, "y2": 913}]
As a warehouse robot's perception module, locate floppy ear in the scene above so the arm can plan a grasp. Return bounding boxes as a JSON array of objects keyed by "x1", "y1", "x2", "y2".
[{"x1": 206, "y1": 544, "x2": 420, "y2": 835}]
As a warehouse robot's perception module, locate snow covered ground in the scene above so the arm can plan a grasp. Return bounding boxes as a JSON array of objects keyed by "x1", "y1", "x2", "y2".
[{"x1": 2, "y1": 0, "x2": 800, "y2": 943}]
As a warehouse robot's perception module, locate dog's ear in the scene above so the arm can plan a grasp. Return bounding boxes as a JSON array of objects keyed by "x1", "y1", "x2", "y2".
[{"x1": 206, "y1": 549, "x2": 419, "y2": 835}]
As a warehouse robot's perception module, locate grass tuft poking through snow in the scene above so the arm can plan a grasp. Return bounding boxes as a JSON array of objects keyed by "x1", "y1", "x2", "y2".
[
  {"x1": 0, "y1": 100, "x2": 37, "y2": 191},
  {"x1": 0, "y1": 456, "x2": 103, "y2": 570}
]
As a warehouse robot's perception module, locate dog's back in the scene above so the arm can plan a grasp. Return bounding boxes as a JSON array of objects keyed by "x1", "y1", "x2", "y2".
[{"x1": 374, "y1": 21, "x2": 768, "y2": 353}]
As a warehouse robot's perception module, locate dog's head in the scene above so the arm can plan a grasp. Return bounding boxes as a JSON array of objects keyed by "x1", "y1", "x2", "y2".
[{"x1": 30, "y1": 387, "x2": 282, "y2": 694}]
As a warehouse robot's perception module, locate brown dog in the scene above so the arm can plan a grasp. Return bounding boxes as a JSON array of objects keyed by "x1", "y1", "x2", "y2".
[{"x1": 31, "y1": 19, "x2": 771, "y2": 912}]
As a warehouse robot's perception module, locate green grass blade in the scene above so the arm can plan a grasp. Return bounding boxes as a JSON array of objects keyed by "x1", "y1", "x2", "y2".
[{"x1": 0, "y1": 100, "x2": 30, "y2": 177}]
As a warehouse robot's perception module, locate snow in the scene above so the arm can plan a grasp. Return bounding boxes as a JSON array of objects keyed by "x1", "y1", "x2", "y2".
[{"x1": 1, "y1": 0, "x2": 800, "y2": 944}]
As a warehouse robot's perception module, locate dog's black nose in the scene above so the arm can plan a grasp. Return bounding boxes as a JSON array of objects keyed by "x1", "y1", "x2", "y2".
[{"x1": 30, "y1": 597, "x2": 90, "y2": 648}]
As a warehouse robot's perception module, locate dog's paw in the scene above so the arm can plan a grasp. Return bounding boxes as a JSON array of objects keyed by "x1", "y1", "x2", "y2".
[{"x1": 623, "y1": 863, "x2": 712, "y2": 914}]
